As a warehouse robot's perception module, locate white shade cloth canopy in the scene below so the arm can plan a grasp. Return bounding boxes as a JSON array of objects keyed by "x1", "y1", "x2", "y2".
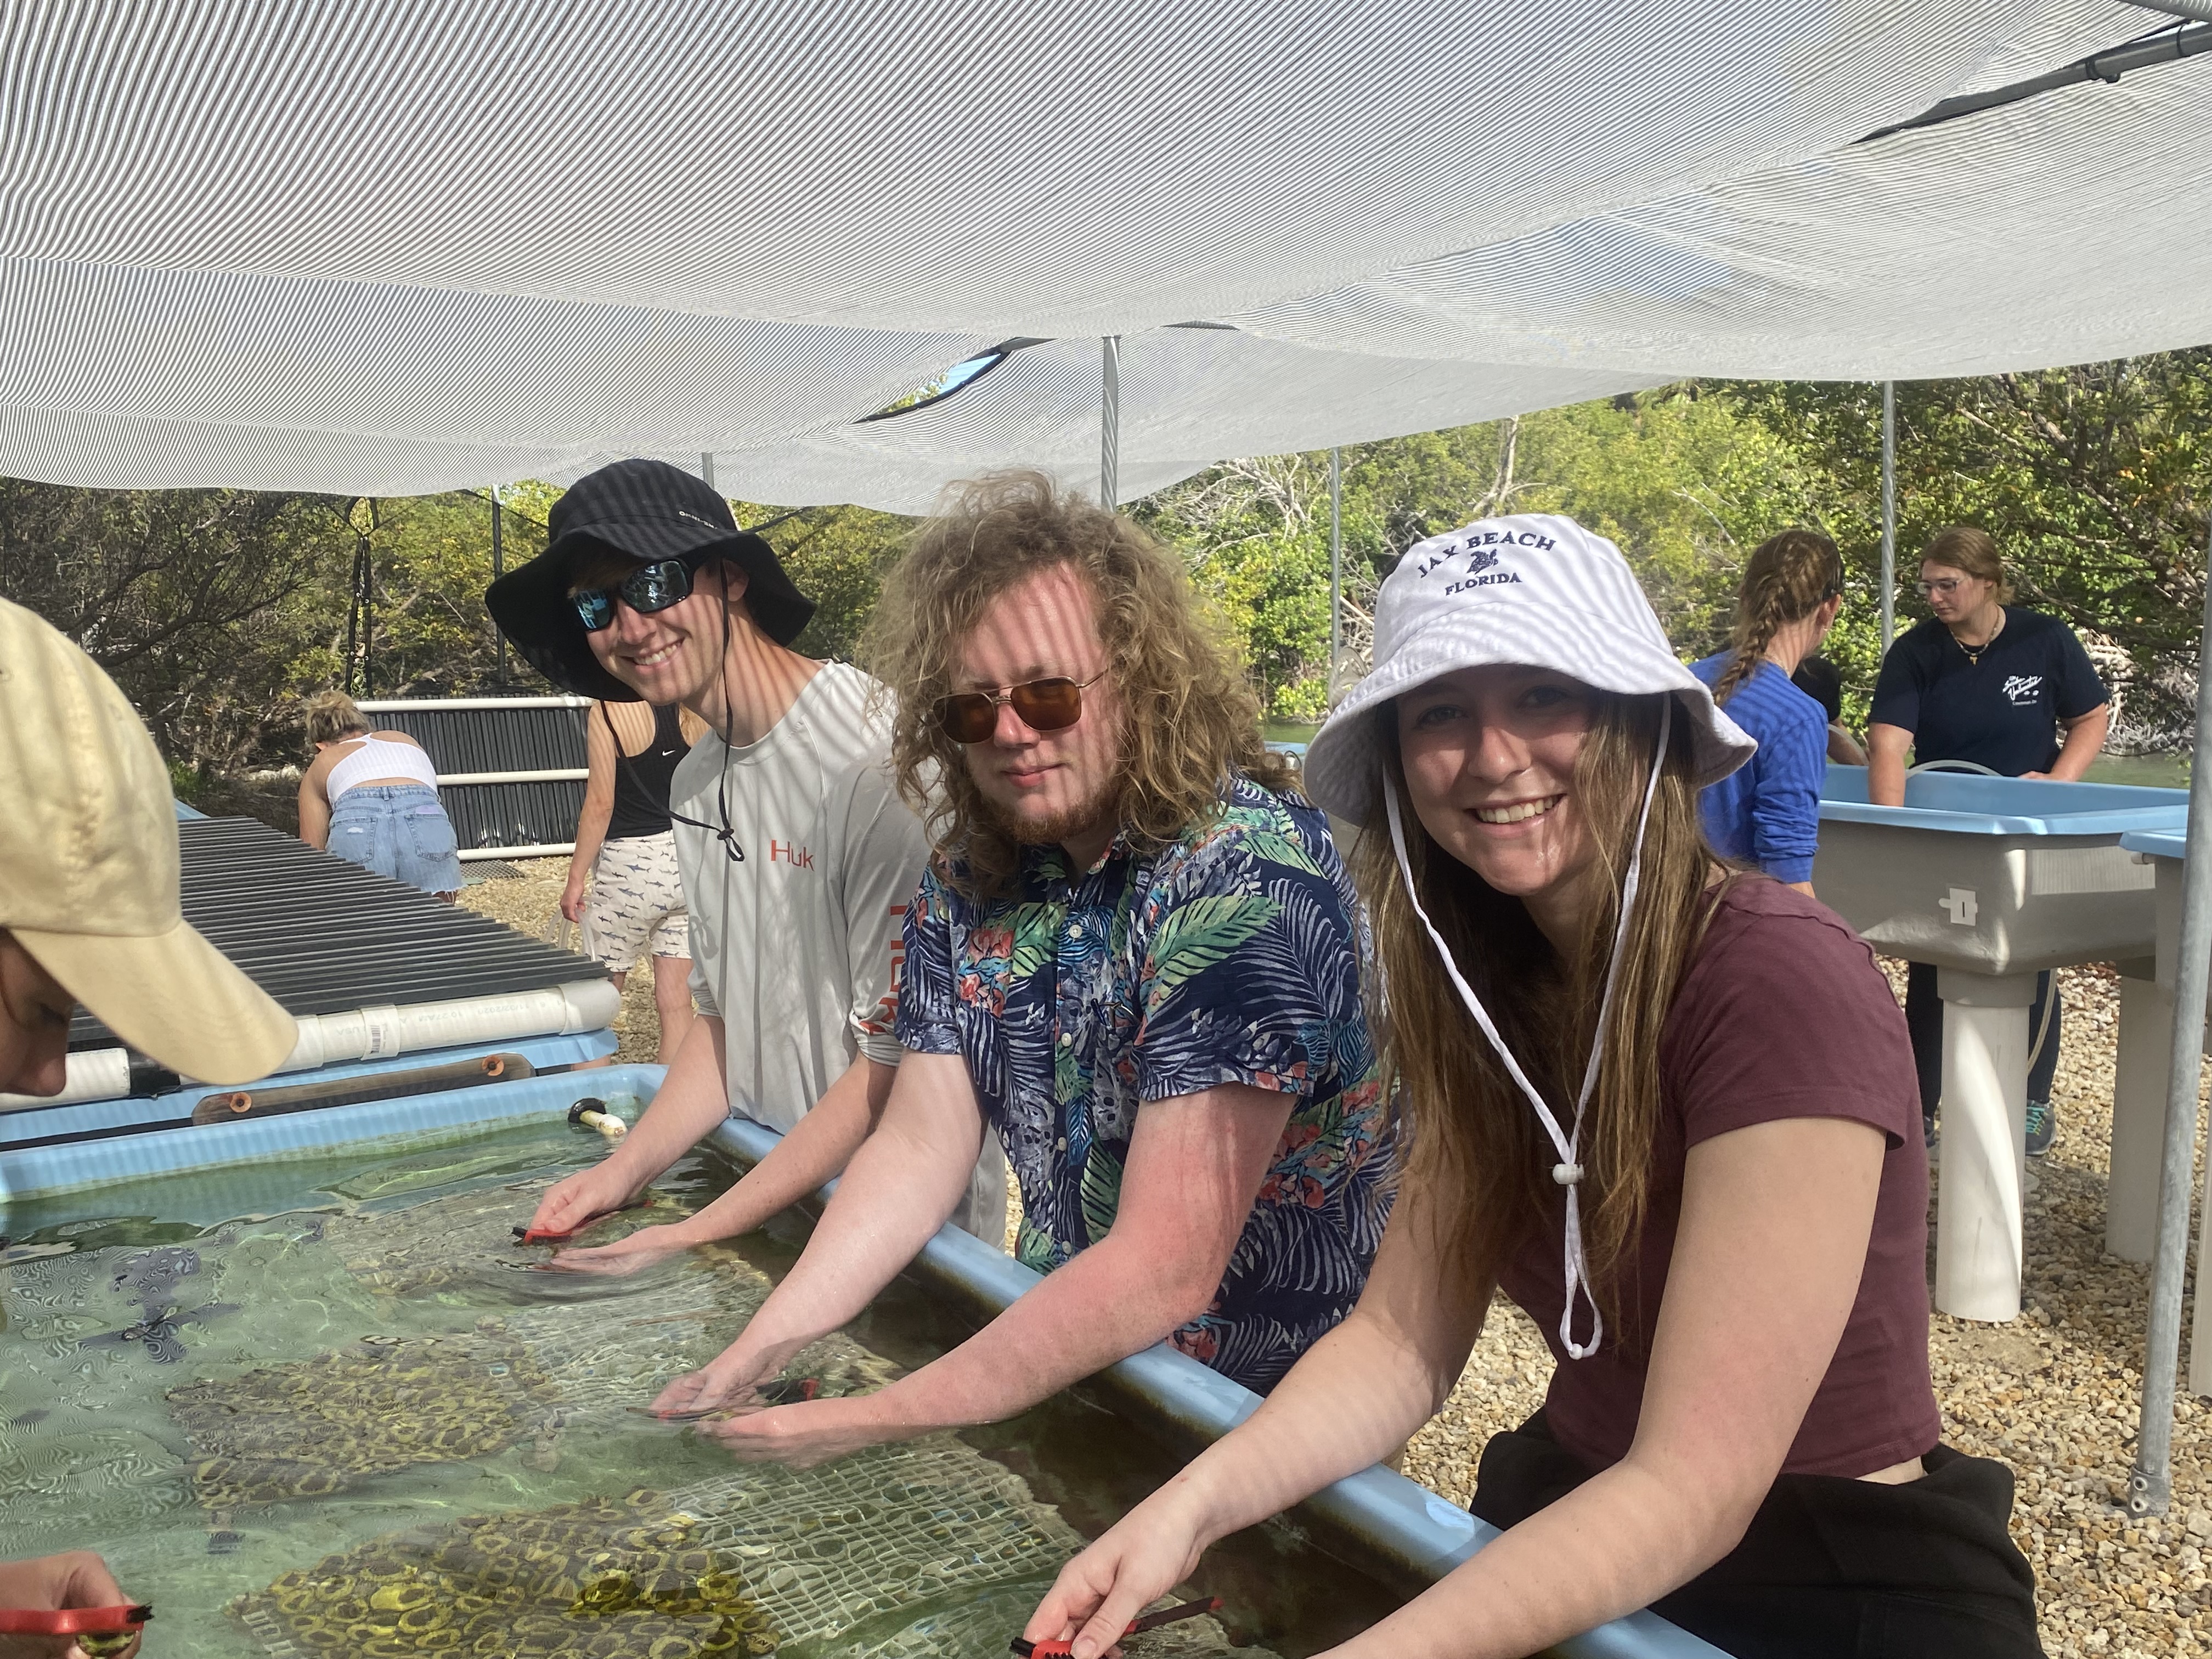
[{"x1": 0, "y1": 0, "x2": 2204, "y2": 507}]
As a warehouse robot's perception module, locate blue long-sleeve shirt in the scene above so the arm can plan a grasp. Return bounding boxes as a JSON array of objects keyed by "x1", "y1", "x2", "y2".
[{"x1": 1690, "y1": 652, "x2": 1826, "y2": 884}]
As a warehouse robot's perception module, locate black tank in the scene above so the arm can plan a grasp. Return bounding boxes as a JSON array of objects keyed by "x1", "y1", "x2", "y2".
[{"x1": 603, "y1": 703, "x2": 692, "y2": 840}]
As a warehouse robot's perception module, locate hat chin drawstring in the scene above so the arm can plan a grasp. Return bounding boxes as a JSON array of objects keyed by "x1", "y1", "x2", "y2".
[{"x1": 1384, "y1": 696, "x2": 1671, "y2": 1360}]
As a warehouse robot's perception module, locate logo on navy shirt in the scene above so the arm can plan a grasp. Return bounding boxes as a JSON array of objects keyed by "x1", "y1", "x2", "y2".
[{"x1": 2002, "y1": 674, "x2": 2044, "y2": 707}]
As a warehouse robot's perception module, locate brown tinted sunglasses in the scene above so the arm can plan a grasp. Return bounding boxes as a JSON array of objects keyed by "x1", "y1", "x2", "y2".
[{"x1": 935, "y1": 670, "x2": 1107, "y2": 743}]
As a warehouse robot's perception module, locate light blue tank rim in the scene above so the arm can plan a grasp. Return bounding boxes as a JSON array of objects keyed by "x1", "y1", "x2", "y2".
[
  {"x1": 173, "y1": 798, "x2": 208, "y2": 820},
  {"x1": 0, "y1": 1057, "x2": 654, "y2": 1209},
  {"x1": 709, "y1": 1114, "x2": 1725, "y2": 1659},
  {"x1": 1819, "y1": 763, "x2": 2187, "y2": 837},
  {"x1": 0, "y1": 1030, "x2": 617, "y2": 1144},
  {"x1": 2121, "y1": 828, "x2": 2187, "y2": 860}
]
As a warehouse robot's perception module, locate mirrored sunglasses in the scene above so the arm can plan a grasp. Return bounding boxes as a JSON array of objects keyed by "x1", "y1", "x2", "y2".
[
  {"x1": 935, "y1": 671, "x2": 1107, "y2": 744},
  {"x1": 571, "y1": 557, "x2": 697, "y2": 631}
]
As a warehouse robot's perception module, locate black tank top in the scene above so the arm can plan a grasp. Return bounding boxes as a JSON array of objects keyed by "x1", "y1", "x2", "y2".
[{"x1": 604, "y1": 703, "x2": 692, "y2": 840}]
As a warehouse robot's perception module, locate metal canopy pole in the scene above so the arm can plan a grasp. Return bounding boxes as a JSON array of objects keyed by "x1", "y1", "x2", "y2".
[
  {"x1": 701, "y1": 453, "x2": 715, "y2": 492},
  {"x1": 489, "y1": 485, "x2": 506, "y2": 685},
  {"x1": 1880, "y1": 382, "x2": 1898, "y2": 650},
  {"x1": 2130, "y1": 514, "x2": 2212, "y2": 1517},
  {"x1": 1101, "y1": 336, "x2": 1121, "y2": 509},
  {"x1": 1328, "y1": 447, "x2": 1343, "y2": 685}
]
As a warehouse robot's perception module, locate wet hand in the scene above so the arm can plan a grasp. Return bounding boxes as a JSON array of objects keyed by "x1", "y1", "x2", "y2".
[
  {"x1": 649, "y1": 1347, "x2": 781, "y2": 1418},
  {"x1": 0, "y1": 1551, "x2": 140, "y2": 1659},
  {"x1": 705, "y1": 1395, "x2": 892, "y2": 1469},
  {"x1": 1024, "y1": 1509, "x2": 1209, "y2": 1659},
  {"x1": 524, "y1": 1165, "x2": 636, "y2": 1238},
  {"x1": 544, "y1": 1224, "x2": 695, "y2": 1277}
]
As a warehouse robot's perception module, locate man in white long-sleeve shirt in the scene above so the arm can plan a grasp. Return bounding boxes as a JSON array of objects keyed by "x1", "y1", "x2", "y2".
[{"x1": 487, "y1": 460, "x2": 1005, "y2": 1262}]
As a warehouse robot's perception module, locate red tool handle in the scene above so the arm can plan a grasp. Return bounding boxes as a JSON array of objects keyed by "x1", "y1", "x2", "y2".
[
  {"x1": 0, "y1": 1606, "x2": 153, "y2": 1636},
  {"x1": 1010, "y1": 1598, "x2": 1220, "y2": 1656},
  {"x1": 512, "y1": 1203, "x2": 634, "y2": 1245}
]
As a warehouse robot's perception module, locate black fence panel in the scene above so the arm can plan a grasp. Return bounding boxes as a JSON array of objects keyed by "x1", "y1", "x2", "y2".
[
  {"x1": 358, "y1": 697, "x2": 592, "y2": 851},
  {"x1": 438, "y1": 780, "x2": 589, "y2": 851}
]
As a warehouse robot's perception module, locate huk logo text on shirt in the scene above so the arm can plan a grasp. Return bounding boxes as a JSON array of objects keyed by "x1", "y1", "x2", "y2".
[
  {"x1": 769, "y1": 839, "x2": 814, "y2": 869},
  {"x1": 2002, "y1": 674, "x2": 2044, "y2": 707}
]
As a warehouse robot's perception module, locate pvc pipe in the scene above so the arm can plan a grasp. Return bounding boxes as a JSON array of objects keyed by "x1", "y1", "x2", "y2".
[
  {"x1": 356, "y1": 696, "x2": 592, "y2": 710},
  {"x1": 1933, "y1": 968, "x2": 2036, "y2": 1322},
  {"x1": 0, "y1": 1047, "x2": 136, "y2": 1111},
  {"x1": 0, "y1": 979, "x2": 619, "y2": 1110},
  {"x1": 458, "y1": 842, "x2": 574, "y2": 861},
  {"x1": 280, "y1": 979, "x2": 618, "y2": 1071},
  {"x1": 706, "y1": 1115, "x2": 1724, "y2": 1659},
  {"x1": 2132, "y1": 517, "x2": 2212, "y2": 1516}
]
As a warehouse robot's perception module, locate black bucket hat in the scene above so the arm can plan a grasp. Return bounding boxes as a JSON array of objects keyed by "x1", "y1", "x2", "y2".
[{"x1": 484, "y1": 459, "x2": 817, "y2": 702}]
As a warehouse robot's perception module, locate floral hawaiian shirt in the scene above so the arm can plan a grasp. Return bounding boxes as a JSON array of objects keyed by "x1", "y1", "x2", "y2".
[{"x1": 896, "y1": 772, "x2": 1394, "y2": 1392}]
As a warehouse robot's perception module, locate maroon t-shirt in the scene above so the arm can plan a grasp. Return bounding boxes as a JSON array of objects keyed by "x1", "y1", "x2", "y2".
[{"x1": 1496, "y1": 878, "x2": 1943, "y2": 1479}]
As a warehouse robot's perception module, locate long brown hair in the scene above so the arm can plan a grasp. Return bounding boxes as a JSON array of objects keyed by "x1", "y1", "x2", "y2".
[
  {"x1": 1352, "y1": 690, "x2": 1719, "y2": 1312},
  {"x1": 865, "y1": 470, "x2": 1296, "y2": 894},
  {"x1": 1711, "y1": 529, "x2": 1842, "y2": 705}
]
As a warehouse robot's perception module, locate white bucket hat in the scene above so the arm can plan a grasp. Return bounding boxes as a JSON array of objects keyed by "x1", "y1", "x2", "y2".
[
  {"x1": 1305, "y1": 514, "x2": 1753, "y2": 1361},
  {"x1": 1305, "y1": 513, "x2": 1751, "y2": 826}
]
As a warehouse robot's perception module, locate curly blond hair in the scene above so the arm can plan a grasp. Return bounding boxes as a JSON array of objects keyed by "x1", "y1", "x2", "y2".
[{"x1": 865, "y1": 470, "x2": 1296, "y2": 895}]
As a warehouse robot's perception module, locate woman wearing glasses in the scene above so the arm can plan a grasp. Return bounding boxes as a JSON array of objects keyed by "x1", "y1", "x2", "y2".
[{"x1": 1866, "y1": 526, "x2": 2109, "y2": 1154}]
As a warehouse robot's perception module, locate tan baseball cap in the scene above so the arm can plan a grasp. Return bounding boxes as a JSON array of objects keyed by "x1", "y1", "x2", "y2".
[{"x1": 0, "y1": 597, "x2": 297, "y2": 1085}]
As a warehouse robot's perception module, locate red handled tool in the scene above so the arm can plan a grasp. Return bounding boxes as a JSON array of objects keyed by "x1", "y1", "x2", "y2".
[
  {"x1": 511, "y1": 1200, "x2": 644, "y2": 1246},
  {"x1": 1011, "y1": 1596, "x2": 1221, "y2": 1657},
  {"x1": 0, "y1": 1604, "x2": 154, "y2": 1647}
]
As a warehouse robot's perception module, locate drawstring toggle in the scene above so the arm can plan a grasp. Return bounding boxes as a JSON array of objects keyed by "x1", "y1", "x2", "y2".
[{"x1": 1551, "y1": 1162, "x2": 1583, "y2": 1186}]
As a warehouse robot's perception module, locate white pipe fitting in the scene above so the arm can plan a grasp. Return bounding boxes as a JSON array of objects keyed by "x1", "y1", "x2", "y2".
[{"x1": 0, "y1": 979, "x2": 621, "y2": 1112}]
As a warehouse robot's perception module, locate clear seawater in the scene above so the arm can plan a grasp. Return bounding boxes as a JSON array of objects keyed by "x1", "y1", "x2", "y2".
[{"x1": 0, "y1": 1115, "x2": 1394, "y2": 1658}]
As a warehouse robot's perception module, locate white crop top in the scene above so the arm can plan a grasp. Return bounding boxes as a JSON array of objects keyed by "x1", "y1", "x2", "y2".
[{"x1": 326, "y1": 734, "x2": 441, "y2": 800}]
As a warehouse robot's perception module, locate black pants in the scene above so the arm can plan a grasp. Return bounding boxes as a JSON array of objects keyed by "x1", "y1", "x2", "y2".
[
  {"x1": 1905, "y1": 962, "x2": 2062, "y2": 1119},
  {"x1": 1469, "y1": 1412, "x2": 2045, "y2": 1657}
]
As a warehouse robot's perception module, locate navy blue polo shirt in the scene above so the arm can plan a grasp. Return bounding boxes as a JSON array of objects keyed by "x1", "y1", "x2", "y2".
[{"x1": 1869, "y1": 608, "x2": 2107, "y2": 777}]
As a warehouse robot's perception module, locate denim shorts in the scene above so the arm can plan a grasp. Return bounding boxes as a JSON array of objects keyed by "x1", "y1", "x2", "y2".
[{"x1": 326, "y1": 783, "x2": 463, "y2": 896}]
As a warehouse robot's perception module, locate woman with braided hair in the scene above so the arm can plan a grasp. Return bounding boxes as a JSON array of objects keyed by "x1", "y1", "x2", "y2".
[{"x1": 1688, "y1": 529, "x2": 1844, "y2": 895}]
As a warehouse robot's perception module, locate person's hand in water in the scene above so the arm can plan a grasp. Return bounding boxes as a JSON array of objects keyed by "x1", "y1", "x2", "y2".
[
  {"x1": 648, "y1": 1329, "x2": 802, "y2": 1419},
  {"x1": 0, "y1": 1551, "x2": 142, "y2": 1659},
  {"x1": 523, "y1": 1163, "x2": 645, "y2": 1239},
  {"x1": 545, "y1": 1221, "x2": 698, "y2": 1277},
  {"x1": 704, "y1": 1395, "x2": 894, "y2": 1469},
  {"x1": 1023, "y1": 1494, "x2": 1211, "y2": 1659}
]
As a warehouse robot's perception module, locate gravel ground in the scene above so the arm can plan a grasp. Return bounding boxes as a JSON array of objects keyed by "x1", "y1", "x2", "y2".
[
  {"x1": 461, "y1": 862, "x2": 2203, "y2": 1654},
  {"x1": 456, "y1": 857, "x2": 668, "y2": 1064}
]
